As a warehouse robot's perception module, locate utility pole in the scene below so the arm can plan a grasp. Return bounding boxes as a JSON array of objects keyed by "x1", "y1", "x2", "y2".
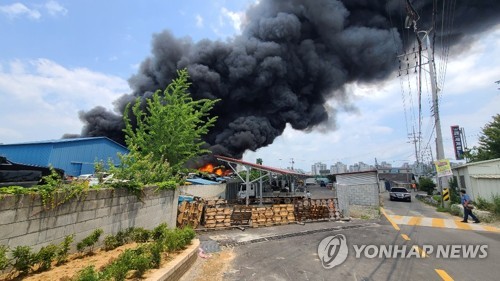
[
  {"x1": 404, "y1": 1, "x2": 448, "y2": 206},
  {"x1": 419, "y1": 30, "x2": 448, "y2": 207}
]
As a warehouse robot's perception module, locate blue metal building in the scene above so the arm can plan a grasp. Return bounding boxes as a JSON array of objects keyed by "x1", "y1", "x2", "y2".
[{"x1": 0, "y1": 137, "x2": 129, "y2": 176}]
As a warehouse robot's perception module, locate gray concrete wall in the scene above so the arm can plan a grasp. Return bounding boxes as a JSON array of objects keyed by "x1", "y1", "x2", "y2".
[
  {"x1": 0, "y1": 186, "x2": 178, "y2": 251},
  {"x1": 336, "y1": 184, "x2": 380, "y2": 216},
  {"x1": 178, "y1": 184, "x2": 226, "y2": 199}
]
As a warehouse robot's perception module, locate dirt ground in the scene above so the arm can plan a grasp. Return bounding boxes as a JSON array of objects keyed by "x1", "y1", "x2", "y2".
[
  {"x1": 0, "y1": 243, "x2": 182, "y2": 281},
  {"x1": 180, "y1": 247, "x2": 235, "y2": 281}
]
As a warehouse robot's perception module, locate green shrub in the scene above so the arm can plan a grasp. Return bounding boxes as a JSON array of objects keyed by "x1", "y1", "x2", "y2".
[
  {"x1": 436, "y1": 206, "x2": 450, "y2": 213},
  {"x1": 77, "y1": 229, "x2": 103, "y2": 254},
  {"x1": 152, "y1": 223, "x2": 169, "y2": 241},
  {"x1": 34, "y1": 244, "x2": 58, "y2": 271},
  {"x1": 493, "y1": 195, "x2": 500, "y2": 216},
  {"x1": 12, "y1": 245, "x2": 35, "y2": 274},
  {"x1": 183, "y1": 227, "x2": 196, "y2": 241},
  {"x1": 73, "y1": 265, "x2": 101, "y2": 281},
  {"x1": 131, "y1": 227, "x2": 151, "y2": 243},
  {"x1": 418, "y1": 177, "x2": 436, "y2": 195},
  {"x1": 56, "y1": 234, "x2": 74, "y2": 265},
  {"x1": 0, "y1": 245, "x2": 9, "y2": 271},
  {"x1": 102, "y1": 249, "x2": 142, "y2": 281},
  {"x1": 475, "y1": 196, "x2": 493, "y2": 211},
  {"x1": 103, "y1": 235, "x2": 121, "y2": 251},
  {"x1": 149, "y1": 241, "x2": 164, "y2": 268}
]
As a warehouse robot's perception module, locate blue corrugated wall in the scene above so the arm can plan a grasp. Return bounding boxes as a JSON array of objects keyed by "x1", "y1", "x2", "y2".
[{"x1": 0, "y1": 137, "x2": 128, "y2": 176}]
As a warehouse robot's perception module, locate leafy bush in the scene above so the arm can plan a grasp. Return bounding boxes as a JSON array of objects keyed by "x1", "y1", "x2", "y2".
[
  {"x1": 77, "y1": 229, "x2": 103, "y2": 254},
  {"x1": 155, "y1": 180, "x2": 179, "y2": 191},
  {"x1": 73, "y1": 265, "x2": 101, "y2": 281},
  {"x1": 149, "y1": 241, "x2": 164, "y2": 268},
  {"x1": 102, "y1": 258, "x2": 130, "y2": 281},
  {"x1": 418, "y1": 177, "x2": 436, "y2": 195},
  {"x1": 493, "y1": 195, "x2": 500, "y2": 216},
  {"x1": 0, "y1": 245, "x2": 9, "y2": 271},
  {"x1": 151, "y1": 223, "x2": 169, "y2": 241},
  {"x1": 56, "y1": 234, "x2": 74, "y2": 265},
  {"x1": 0, "y1": 186, "x2": 33, "y2": 195},
  {"x1": 12, "y1": 245, "x2": 35, "y2": 274},
  {"x1": 102, "y1": 247, "x2": 152, "y2": 281},
  {"x1": 131, "y1": 227, "x2": 151, "y2": 243},
  {"x1": 34, "y1": 244, "x2": 58, "y2": 271},
  {"x1": 103, "y1": 235, "x2": 121, "y2": 251},
  {"x1": 475, "y1": 196, "x2": 493, "y2": 211}
]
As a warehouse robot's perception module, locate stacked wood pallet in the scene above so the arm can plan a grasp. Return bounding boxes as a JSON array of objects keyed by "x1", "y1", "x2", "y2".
[
  {"x1": 177, "y1": 200, "x2": 204, "y2": 228},
  {"x1": 204, "y1": 199, "x2": 233, "y2": 229},
  {"x1": 251, "y1": 204, "x2": 295, "y2": 227},
  {"x1": 231, "y1": 205, "x2": 252, "y2": 226},
  {"x1": 294, "y1": 198, "x2": 342, "y2": 222},
  {"x1": 272, "y1": 204, "x2": 296, "y2": 225}
]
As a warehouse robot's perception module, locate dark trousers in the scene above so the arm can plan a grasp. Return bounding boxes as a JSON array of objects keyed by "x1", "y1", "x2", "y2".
[{"x1": 463, "y1": 206, "x2": 479, "y2": 222}]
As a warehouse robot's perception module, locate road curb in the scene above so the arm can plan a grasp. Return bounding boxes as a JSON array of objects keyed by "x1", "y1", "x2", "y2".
[
  {"x1": 145, "y1": 239, "x2": 200, "y2": 281},
  {"x1": 220, "y1": 222, "x2": 378, "y2": 247}
]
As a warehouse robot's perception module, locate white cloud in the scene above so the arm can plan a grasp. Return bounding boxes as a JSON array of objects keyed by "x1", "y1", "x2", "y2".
[
  {"x1": 45, "y1": 0, "x2": 67, "y2": 16},
  {"x1": 195, "y1": 14, "x2": 204, "y2": 28},
  {"x1": 0, "y1": 3, "x2": 41, "y2": 19},
  {"x1": 220, "y1": 7, "x2": 244, "y2": 32},
  {"x1": 0, "y1": 59, "x2": 130, "y2": 144}
]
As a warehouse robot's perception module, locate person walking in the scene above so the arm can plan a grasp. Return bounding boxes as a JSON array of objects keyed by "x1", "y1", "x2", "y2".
[{"x1": 460, "y1": 189, "x2": 480, "y2": 223}]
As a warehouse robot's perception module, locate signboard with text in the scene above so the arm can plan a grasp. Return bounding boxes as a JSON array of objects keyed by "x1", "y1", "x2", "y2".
[
  {"x1": 434, "y1": 159, "x2": 453, "y2": 177},
  {"x1": 451, "y1": 125, "x2": 464, "y2": 160}
]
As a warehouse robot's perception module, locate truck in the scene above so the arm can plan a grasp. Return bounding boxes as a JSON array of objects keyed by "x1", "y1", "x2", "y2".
[
  {"x1": 237, "y1": 183, "x2": 306, "y2": 204},
  {"x1": 0, "y1": 156, "x2": 64, "y2": 188}
]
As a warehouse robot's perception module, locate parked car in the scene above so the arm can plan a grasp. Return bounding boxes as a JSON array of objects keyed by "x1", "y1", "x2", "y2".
[
  {"x1": 0, "y1": 156, "x2": 64, "y2": 188},
  {"x1": 389, "y1": 187, "x2": 412, "y2": 202}
]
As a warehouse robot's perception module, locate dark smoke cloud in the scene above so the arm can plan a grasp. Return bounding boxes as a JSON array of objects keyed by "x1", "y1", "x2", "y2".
[{"x1": 77, "y1": 0, "x2": 500, "y2": 160}]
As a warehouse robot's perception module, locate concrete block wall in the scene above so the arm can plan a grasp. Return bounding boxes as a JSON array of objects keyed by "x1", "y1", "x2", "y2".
[
  {"x1": 337, "y1": 184, "x2": 380, "y2": 215},
  {"x1": 178, "y1": 184, "x2": 226, "y2": 199},
  {"x1": 0, "y1": 186, "x2": 178, "y2": 251}
]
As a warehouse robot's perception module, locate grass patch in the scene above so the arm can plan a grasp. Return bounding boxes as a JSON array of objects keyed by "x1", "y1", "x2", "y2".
[{"x1": 436, "y1": 206, "x2": 450, "y2": 213}]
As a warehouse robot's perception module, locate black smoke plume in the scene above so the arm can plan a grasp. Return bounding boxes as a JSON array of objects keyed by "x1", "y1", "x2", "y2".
[{"x1": 78, "y1": 0, "x2": 500, "y2": 160}]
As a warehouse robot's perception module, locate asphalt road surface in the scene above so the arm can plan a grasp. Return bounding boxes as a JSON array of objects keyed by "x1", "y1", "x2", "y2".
[{"x1": 224, "y1": 191, "x2": 500, "y2": 281}]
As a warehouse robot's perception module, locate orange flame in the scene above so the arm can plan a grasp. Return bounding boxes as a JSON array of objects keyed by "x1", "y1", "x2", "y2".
[{"x1": 198, "y1": 163, "x2": 227, "y2": 176}]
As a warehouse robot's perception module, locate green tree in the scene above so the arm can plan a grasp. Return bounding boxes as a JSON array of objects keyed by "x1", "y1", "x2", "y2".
[
  {"x1": 465, "y1": 114, "x2": 500, "y2": 162},
  {"x1": 121, "y1": 69, "x2": 219, "y2": 183},
  {"x1": 418, "y1": 176, "x2": 436, "y2": 195}
]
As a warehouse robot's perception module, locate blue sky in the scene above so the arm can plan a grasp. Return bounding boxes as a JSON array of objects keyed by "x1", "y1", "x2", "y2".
[{"x1": 1, "y1": 1, "x2": 499, "y2": 172}]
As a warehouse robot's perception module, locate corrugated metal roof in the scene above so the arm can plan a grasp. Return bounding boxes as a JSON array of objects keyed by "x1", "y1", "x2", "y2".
[
  {"x1": 0, "y1": 137, "x2": 127, "y2": 149},
  {"x1": 0, "y1": 137, "x2": 129, "y2": 176},
  {"x1": 215, "y1": 155, "x2": 306, "y2": 176},
  {"x1": 336, "y1": 171, "x2": 378, "y2": 185}
]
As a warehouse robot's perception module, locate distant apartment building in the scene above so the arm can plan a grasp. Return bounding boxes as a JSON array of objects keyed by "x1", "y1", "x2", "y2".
[
  {"x1": 379, "y1": 161, "x2": 392, "y2": 168},
  {"x1": 330, "y1": 162, "x2": 348, "y2": 174},
  {"x1": 311, "y1": 162, "x2": 327, "y2": 175},
  {"x1": 349, "y1": 162, "x2": 373, "y2": 172}
]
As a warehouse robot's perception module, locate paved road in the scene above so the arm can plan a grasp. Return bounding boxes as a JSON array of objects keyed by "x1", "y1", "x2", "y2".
[
  {"x1": 382, "y1": 192, "x2": 500, "y2": 280},
  {"x1": 221, "y1": 192, "x2": 500, "y2": 281}
]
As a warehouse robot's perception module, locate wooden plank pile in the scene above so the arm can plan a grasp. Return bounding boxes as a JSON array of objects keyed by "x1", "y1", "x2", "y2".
[
  {"x1": 204, "y1": 199, "x2": 233, "y2": 229},
  {"x1": 177, "y1": 200, "x2": 204, "y2": 228},
  {"x1": 251, "y1": 204, "x2": 295, "y2": 227},
  {"x1": 294, "y1": 198, "x2": 342, "y2": 222}
]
